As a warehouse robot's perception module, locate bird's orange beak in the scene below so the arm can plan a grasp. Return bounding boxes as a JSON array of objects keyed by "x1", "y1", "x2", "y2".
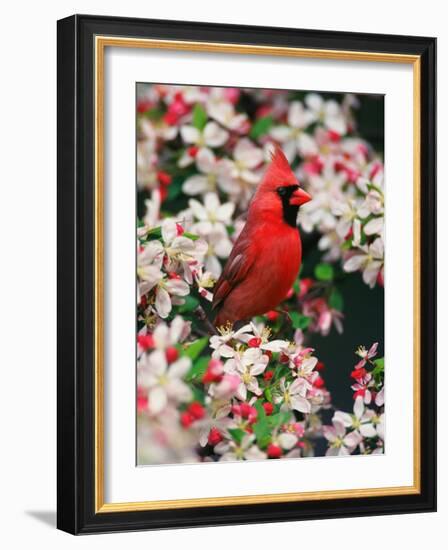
[{"x1": 290, "y1": 187, "x2": 312, "y2": 206}]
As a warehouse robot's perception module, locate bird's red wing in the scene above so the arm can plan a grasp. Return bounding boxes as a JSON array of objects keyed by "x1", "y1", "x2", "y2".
[{"x1": 212, "y1": 235, "x2": 254, "y2": 311}]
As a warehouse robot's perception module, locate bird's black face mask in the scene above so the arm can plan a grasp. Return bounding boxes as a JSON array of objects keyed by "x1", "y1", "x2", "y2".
[{"x1": 277, "y1": 185, "x2": 300, "y2": 227}]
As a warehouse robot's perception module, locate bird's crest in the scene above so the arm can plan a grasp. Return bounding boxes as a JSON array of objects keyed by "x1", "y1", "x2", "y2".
[
  {"x1": 269, "y1": 145, "x2": 292, "y2": 174},
  {"x1": 258, "y1": 145, "x2": 297, "y2": 192}
]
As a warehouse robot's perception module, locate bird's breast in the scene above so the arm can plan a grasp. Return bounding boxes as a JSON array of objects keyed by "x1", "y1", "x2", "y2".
[{"x1": 246, "y1": 224, "x2": 302, "y2": 312}]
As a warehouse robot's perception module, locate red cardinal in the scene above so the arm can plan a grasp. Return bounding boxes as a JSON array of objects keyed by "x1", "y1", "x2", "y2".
[{"x1": 213, "y1": 147, "x2": 311, "y2": 327}]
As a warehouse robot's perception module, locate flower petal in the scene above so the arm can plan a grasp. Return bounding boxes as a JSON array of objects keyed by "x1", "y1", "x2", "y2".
[
  {"x1": 354, "y1": 395, "x2": 365, "y2": 419},
  {"x1": 180, "y1": 125, "x2": 200, "y2": 144},
  {"x1": 290, "y1": 394, "x2": 311, "y2": 414},
  {"x1": 155, "y1": 287, "x2": 172, "y2": 318},
  {"x1": 148, "y1": 386, "x2": 167, "y2": 414},
  {"x1": 182, "y1": 175, "x2": 209, "y2": 195},
  {"x1": 278, "y1": 432, "x2": 298, "y2": 450},
  {"x1": 360, "y1": 423, "x2": 377, "y2": 438}
]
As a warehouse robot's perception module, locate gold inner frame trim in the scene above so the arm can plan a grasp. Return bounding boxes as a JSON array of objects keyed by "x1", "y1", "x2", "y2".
[{"x1": 94, "y1": 35, "x2": 421, "y2": 513}]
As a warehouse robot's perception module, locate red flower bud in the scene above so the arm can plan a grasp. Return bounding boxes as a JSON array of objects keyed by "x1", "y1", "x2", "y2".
[
  {"x1": 299, "y1": 277, "x2": 314, "y2": 298},
  {"x1": 315, "y1": 361, "x2": 325, "y2": 372},
  {"x1": 163, "y1": 111, "x2": 178, "y2": 125},
  {"x1": 137, "y1": 334, "x2": 154, "y2": 350},
  {"x1": 263, "y1": 402, "x2": 274, "y2": 416},
  {"x1": 188, "y1": 401, "x2": 205, "y2": 420},
  {"x1": 327, "y1": 129, "x2": 341, "y2": 142},
  {"x1": 137, "y1": 393, "x2": 148, "y2": 413},
  {"x1": 248, "y1": 337, "x2": 262, "y2": 348},
  {"x1": 165, "y1": 347, "x2": 179, "y2": 363},
  {"x1": 202, "y1": 359, "x2": 223, "y2": 384},
  {"x1": 351, "y1": 367, "x2": 367, "y2": 380},
  {"x1": 353, "y1": 389, "x2": 366, "y2": 399},
  {"x1": 240, "y1": 403, "x2": 255, "y2": 419},
  {"x1": 208, "y1": 428, "x2": 223, "y2": 446},
  {"x1": 137, "y1": 99, "x2": 153, "y2": 113},
  {"x1": 377, "y1": 268, "x2": 384, "y2": 287},
  {"x1": 180, "y1": 412, "x2": 194, "y2": 428},
  {"x1": 159, "y1": 186, "x2": 168, "y2": 202},
  {"x1": 264, "y1": 370, "x2": 274, "y2": 381},
  {"x1": 266, "y1": 310, "x2": 279, "y2": 322},
  {"x1": 267, "y1": 444, "x2": 283, "y2": 459},
  {"x1": 187, "y1": 145, "x2": 199, "y2": 158},
  {"x1": 157, "y1": 170, "x2": 172, "y2": 186}
]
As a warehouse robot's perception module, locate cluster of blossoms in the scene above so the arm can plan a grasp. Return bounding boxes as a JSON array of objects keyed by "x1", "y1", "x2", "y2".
[
  {"x1": 136, "y1": 84, "x2": 385, "y2": 464},
  {"x1": 323, "y1": 342, "x2": 384, "y2": 456},
  {"x1": 137, "y1": 314, "x2": 383, "y2": 462}
]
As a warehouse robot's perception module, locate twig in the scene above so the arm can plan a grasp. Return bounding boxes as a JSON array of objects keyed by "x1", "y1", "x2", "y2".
[{"x1": 194, "y1": 305, "x2": 218, "y2": 335}]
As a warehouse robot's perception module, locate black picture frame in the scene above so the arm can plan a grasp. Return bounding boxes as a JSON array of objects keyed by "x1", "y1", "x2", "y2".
[{"x1": 57, "y1": 14, "x2": 436, "y2": 534}]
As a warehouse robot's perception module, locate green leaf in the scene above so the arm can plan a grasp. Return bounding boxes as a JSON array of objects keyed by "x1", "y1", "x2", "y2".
[
  {"x1": 183, "y1": 232, "x2": 199, "y2": 241},
  {"x1": 191, "y1": 385, "x2": 206, "y2": 404},
  {"x1": 314, "y1": 263, "x2": 334, "y2": 281},
  {"x1": 146, "y1": 226, "x2": 162, "y2": 240},
  {"x1": 329, "y1": 288, "x2": 344, "y2": 311},
  {"x1": 268, "y1": 411, "x2": 292, "y2": 429},
  {"x1": 254, "y1": 400, "x2": 266, "y2": 419},
  {"x1": 183, "y1": 337, "x2": 209, "y2": 361},
  {"x1": 253, "y1": 401, "x2": 271, "y2": 449},
  {"x1": 289, "y1": 311, "x2": 311, "y2": 330},
  {"x1": 250, "y1": 115, "x2": 273, "y2": 139},
  {"x1": 192, "y1": 103, "x2": 207, "y2": 130},
  {"x1": 264, "y1": 386, "x2": 273, "y2": 403},
  {"x1": 167, "y1": 178, "x2": 183, "y2": 201},
  {"x1": 178, "y1": 295, "x2": 199, "y2": 313},
  {"x1": 229, "y1": 428, "x2": 246, "y2": 445},
  {"x1": 186, "y1": 356, "x2": 209, "y2": 382},
  {"x1": 273, "y1": 364, "x2": 290, "y2": 382},
  {"x1": 341, "y1": 239, "x2": 353, "y2": 251},
  {"x1": 143, "y1": 107, "x2": 165, "y2": 120},
  {"x1": 371, "y1": 357, "x2": 384, "y2": 385}
]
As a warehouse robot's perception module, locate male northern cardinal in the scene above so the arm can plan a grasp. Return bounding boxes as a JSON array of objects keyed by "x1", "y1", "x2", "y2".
[{"x1": 212, "y1": 147, "x2": 311, "y2": 327}]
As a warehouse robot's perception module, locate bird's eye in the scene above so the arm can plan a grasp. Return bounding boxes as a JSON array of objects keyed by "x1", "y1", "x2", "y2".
[{"x1": 277, "y1": 186, "x2": 288, "y2": 197}]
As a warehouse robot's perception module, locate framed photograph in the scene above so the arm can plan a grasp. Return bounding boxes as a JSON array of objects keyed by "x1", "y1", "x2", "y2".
[{"x1": 57, "y1": 14, "x2": 436, "y2": 534}]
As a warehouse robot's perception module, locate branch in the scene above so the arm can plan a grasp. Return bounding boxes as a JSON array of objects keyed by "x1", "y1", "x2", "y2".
[{"x1": 194, "y1": 305, "x2": 218, "y2": 335}]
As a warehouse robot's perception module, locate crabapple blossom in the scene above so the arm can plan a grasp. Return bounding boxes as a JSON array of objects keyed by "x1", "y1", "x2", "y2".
[
  {"x1": 182, "y1": 148, "x2": 223, "y2": 195},
  {"x1": 214, "y1": 434, "x2": 267, "y2": 461},
  {"x1": 333, "y1": 396, "x2": 378, "y2": 439},
  {"x1": 224, "y1": 347, "x2": 269, "y2": 400},
  {"x1": 138, "y1": 350, "x2": 192, "y2": 414},
  {"x1": 180, "y1": 121, "x2": 229, "y2": 150},
  {"x1": 323, "y1": 419, "x2": 362, "y2": 456},
  {"x1": 305, "y1": 93, "x2": 348, "y2": 135},
  {"x1": 343, "y1": 238, "x2": 384, "y2": 288},
  {"x1": 275, "y1": 377, "x2": 312, "y2": 414},
  {"x1": 270, "y1": 101, "x2": 317, "y2": 161},
  {"x1": 355, "y1": 342, "x2": 378, "y2": 369},
  {"x1": 206, "y1": 88, "x2": 249, "y2": 131},
  {"x1": 218, "y1": 138, "x2": 264, "y2": 207}
]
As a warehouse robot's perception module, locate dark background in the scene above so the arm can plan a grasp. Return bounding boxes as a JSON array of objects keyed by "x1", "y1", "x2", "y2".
[{"x1": 306, "y1": 92, "x2": 384, "y2": 413}]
